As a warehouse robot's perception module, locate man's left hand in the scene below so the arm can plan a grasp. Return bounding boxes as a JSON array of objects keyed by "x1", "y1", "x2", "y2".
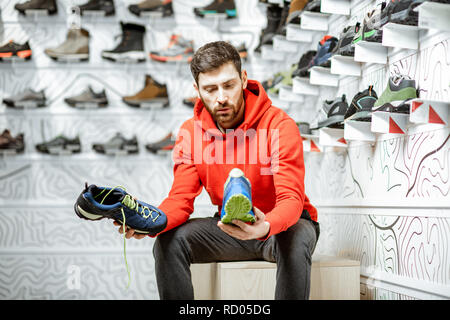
[{"x1": 217, "y1": 206, "x2": 270, "y2": 240}]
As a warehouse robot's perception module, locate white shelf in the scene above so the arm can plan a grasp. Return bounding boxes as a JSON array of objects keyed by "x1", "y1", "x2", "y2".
[
  {"x1": 354, "y1": 41, "x2": 387, "y2": 64},
  {"x1": 301, "y1": 134, "x2": 321, "y2": 152},
  {"x1": 319, "y1": 128, "x2": 347, "y2": 147},
  {"x1": 320, "y1": 0, "x2": 350, "y2": 16},
  {"x1": 409, "y1": 98, "x2": 449, "y2": 126},
  {"x1": 330, "y1": 55, "x2": 361, "y2": 77},
  {"x1": 344, "y1": 120, "x2": 376, "y2": 142},
  {"x1": 310, "y1": 66, "x2": 339, "y2": 87},
  {"x1": 371, "y1": 111, "x2": 409, "y2": 134},
  {"x1": 415, "y1": 2, "x2": 450, "y2": 31},
  {"x1": 382, "y1": 23, "x2": 419, "y2": 50},
  {"x1": 261, "y1": 45, "x2": 286, "y2": 61},
  {"x1": 300, "y1": 11, "x2": 329, "y2": 31},
  {"x1": 278, "y1": 85, "x2": 304, "y2": 103},
  {"x1": 286, "y1": 24, "x2": 315, "y2": 43},
  {"x1": 269, "y1": 94, "x2": 291, "y2": 111},
  {"x1": 272, "y1": 35, "x2": 302, "y2": 53},
  {"x1": 292, "y1": 77, "x2": 320, "y2": 96}
]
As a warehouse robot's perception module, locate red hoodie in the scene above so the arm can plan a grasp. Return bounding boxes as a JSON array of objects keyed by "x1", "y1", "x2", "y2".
[{"x1": 157, "y1": 80, "x2": 317, "y2": 239}]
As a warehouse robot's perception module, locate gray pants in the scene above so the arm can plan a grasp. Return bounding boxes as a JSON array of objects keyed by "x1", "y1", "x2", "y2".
[{"x1": 153, "y1": 213, "x2": 319, "y2": 300}]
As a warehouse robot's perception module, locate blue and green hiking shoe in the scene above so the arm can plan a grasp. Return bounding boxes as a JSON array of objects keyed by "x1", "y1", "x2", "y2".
[
  {"x1": 220, "y1": 168, "x2": 255, "y2": 224},
  {"x1": 75, "y1": 183, "x2": 167, "y2": 235},
  {"x1": 194, "y1": 0, "x2": 237, "y2": 19}
]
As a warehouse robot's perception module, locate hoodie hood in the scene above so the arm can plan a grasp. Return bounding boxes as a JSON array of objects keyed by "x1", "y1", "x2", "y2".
[{"x1": 193, "y1": 80, "x2": 272, "y2": 134}]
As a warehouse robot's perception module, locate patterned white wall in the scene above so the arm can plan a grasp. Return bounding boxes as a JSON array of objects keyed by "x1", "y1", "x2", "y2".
[{"x1": 0, "y1": 0, "x2": 449, "y2": 300}]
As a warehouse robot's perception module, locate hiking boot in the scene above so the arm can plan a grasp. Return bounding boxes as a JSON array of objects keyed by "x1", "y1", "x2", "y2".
[
  {"x1": 385, "y1": 0, "x2": 426, "y2": 26},
  {"x1": 311, "y1": 35, "x2": 338, "y2": 68},
  {"x1": 75, "y1": 183, "x2": 167, "y2": 235},
  {"x1": 36, "y1": 135, "x2": 81, "y2": 155},
  {"x1": 287, "y1": 0, "x2": 309, "y2": 25},
  {"x1": 122, "y1": 75, "x2": 169, "y2": 108},
  {"x1": 220, "y1": 168, "x2": 255, "y2": 224},
  {"x1": 76, "y1": 0, "x2": 115, "y2": 16},
  {"x1": 15, "y1": 0, "x2": 57, "y2": 15},
  {"x1": 128, "y1": 0, "x2": 174, "y2": 17},
  {"x1": 315, "y1": 94, "x2": 349, "y2": 129},
  {"x1": 0, "y1": 130, "x2": 25, "y2": 154},
  {"x1": 92, "y1": 132, "x2": 139, "y2": 155},
  {"x1": 145, "y1": 133, "x2": 174, "y2": 154},
  {"x1": 255, "y1": 4, "x2": 283, "y2": 53},
  {"x1": 266, "y1": 64, "x2": 297, "y2": 95},
  {"x1": 64, "y1": 86, "x2": 108, "y2": 109},
  {"x1": 292, "y1": 49, "x2": 316, "y2": 78},
  {"x1": 102, "y1": 22, "x2": 146, "y2": 63},
  {"x1": 344, "y1": 86, "x2": 378, "y2": 121},
  {"x1": 149, "y1": 34, "x2": 193, "y2": 63},
  {"x1": 275, "y1": 0, "x2": 291, "y2": 36},
  {"x1": 334, "y1": 23, "x2": 360, "y2": 56},
  {"x1": 3, "y1": 88, "x2": 45, "y2": 108},
  {"x1": 0, "y1": 40, "x2": 32, "y2": 61},
  {"x1": 372, "y1": 75, "x2": 417, "y2": 113},
  {"x1": 361, "y1": 2, "x2": 388, "y2": 43},
  {"x1": 44, "y1": 27, "x2": 89, "y2": 62},
  {"x1": 194, "y1": 0, "x2": 237, "y2": 19}
]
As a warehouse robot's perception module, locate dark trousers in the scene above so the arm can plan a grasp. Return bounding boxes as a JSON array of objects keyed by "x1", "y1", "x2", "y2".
[{"x1": 153, "y1": 211, "x2": 320, "y2": 300}]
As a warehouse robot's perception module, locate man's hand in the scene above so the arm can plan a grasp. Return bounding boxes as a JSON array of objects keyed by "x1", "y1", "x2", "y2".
[
  {"x1": 217, "y1": 207, "x2": 270, "y2": 240},
  {"x1": 113, "y1": 221, "x2": 147, "y2": 239}
]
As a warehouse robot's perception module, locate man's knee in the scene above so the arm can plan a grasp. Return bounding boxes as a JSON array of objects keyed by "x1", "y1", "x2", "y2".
[{"x1": 273, "y1": 218, "x2": 317, "y2": 258}]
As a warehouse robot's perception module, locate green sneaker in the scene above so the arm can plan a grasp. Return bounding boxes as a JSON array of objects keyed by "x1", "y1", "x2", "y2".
[{"x1": 372, "y1": 75, "x2": 417, "y2": 112}]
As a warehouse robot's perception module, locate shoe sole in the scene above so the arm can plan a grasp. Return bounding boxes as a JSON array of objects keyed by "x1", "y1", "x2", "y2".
[
  {"x1": 4, "y1": 99, "x2": 46, "y2": 108},
  {"x1": 65, "y1": 100, "x2": 108, "y2": 109},
  {"x1": 149, "y1": 53, "x2": 192, "y2": 63},
  {"x1": 47, "y1": 53, "x2": 89, "y2": 62},
  {"x1": 389, "y1": 9, "x2": 418, "y2": 26},
  {"x1": 221, "y1": 194, "x2": 255, "y2": 224},
  {"x1": 195, "y1": 9, "x2": 237, "y2": 19},
  {"x1": 37, "y1": 145, "x2": 81, "y2": 155},
  {"x1": 123, "y1": 97, "x2": 169, "y2": 108},
  {"x1": 74, "y1": 204, "x2": 151, "y2": 234},
  {"x1": 102, "y1": 51, "x2": 146, "y2": 63}
]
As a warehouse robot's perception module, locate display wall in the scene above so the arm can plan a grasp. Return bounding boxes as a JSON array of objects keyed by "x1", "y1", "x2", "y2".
[{"x1": 0, "y1": 0, "x2": 449, "y2": 299}]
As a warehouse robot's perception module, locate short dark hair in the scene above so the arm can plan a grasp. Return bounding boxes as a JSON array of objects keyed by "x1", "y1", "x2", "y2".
[{"x1": 190, "y1": 41, "x2": 242, "y2": 85}]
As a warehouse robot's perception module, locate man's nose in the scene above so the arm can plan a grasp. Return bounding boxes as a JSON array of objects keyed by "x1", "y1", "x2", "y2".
[{"x1": 217, "y1": 88, "x2": 227, "y2": 104}]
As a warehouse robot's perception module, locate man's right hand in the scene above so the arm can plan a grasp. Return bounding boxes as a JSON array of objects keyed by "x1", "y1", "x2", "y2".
[{"x1": 113, "y1": 221, "x2": 147, "y2": 239}]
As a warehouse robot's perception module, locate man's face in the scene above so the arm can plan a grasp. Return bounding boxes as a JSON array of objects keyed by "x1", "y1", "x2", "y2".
[{"x1": 194, "y1": 61, "x2": 248, "y2": 130}]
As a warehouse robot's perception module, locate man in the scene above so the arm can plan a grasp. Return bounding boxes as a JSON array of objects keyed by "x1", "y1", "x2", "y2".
[{"x1": 115, "y1": 41, "x2": 320, "y2": 299}]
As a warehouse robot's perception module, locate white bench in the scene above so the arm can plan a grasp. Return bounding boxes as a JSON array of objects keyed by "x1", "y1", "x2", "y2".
[{"x1": 191, "y1": 255, "x2": 360, "y2": 300}]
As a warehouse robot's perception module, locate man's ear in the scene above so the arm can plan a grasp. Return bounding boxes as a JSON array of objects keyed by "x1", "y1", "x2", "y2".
[
  {"x1": 193, "y1": 81, "x2": 200, "y2": 98},
  {"x1": 241, "y1": 70, "x2": 248, "y2": 89}
]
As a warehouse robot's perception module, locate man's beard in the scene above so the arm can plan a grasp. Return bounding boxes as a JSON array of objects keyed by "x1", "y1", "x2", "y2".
[{"x1": 200, "y1": 96, "x2": 238, "y2": 126}]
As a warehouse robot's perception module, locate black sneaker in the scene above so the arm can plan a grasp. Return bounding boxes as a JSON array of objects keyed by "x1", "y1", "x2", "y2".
[
  {"x1": 128, "y1": 0, "x2": 174, "y2": 17},
  {"x1": 64, "y1": 86, "x2": 108, "y2": 109},
  {"x1": 333, "y1": 23, "x2": 360, "y2": 57},
  {"x1": 3, "y1": 88, "x2": 46, "y2": 108},
  {"x1": 36, "y1": 135, "x2": 81, "y2": 155},
  {"x1": 15, "y1": 0, "x2": 57, "y2": 15},
  {"x1": 0, "y1": 130, "x2": 25, "y2": 154},
  {"x1": 292, "y1": 50, "x2": 317, "y2": 78},
  {"x1": 92, "y1": 132, "x2": 139, "y2": 155},
  {"x1": 101, "y1": 22, "x2": 146, "y2": 63},
  {"x1": 344, "y1": 86, "x2": 378, "y2": 121},
  {"x1": 385, "y1": 0, "x2": 426, "y2": 26},
  {"x1": 145, "y1": 133, "x2": 174, "y2": 154},
  {"x1": 255, "y1": 4, "x2": 283, "y2": 53},
  {"x1": 76, "y1": 0, "x2": 115, "y2": 16},
  {"x1": 194, "y1": 0, "x2": 237, "y2": 19},
  {"x1": 317, "y1": 95, "x2": 349, "y2": 129},
  {"x1": 360, "y1": 2, "x2": 387, "y2": 43},
  {"x1": 275, "y1": 1, "x2": 291, "y2": 36},
  {"x1": 0, "y1": 40, "x2": 32, "y2": 61}
]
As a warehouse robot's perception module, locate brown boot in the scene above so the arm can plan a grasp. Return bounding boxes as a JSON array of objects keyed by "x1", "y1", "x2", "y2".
[
  {"x1": 122, "y1": 75, "x2": 169, "y2": 108},
  {"x1": 45, "y1": 27, "x2": 89, "y2": 62},
  {"x1": 0, "y1": 129, "x2": 25, "y2": 154}
]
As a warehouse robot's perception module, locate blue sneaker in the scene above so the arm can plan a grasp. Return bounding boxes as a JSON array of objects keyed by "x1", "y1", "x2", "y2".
[
  {"x1": 312, "y1": 35, "x2": 338, "y2": 68},
  {"x1": 74, "y1": 183, "x2": 167, "y2": 235},
  {"x1": 220, "y1": 168, "x2": 256, "y2": 224}
]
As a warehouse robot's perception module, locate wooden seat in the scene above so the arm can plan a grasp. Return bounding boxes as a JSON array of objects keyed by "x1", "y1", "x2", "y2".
[{"x1": 191, "y1": 254, "x2": 360, "y2": 300}]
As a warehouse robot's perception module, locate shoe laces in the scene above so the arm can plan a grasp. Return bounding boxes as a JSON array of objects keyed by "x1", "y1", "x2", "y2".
[{"x1": 121, "y1": 194, "x2": 160, "y2": 222}]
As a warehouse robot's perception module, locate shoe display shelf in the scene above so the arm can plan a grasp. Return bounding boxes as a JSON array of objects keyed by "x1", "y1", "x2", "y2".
[
  {"x1": 371, "y1": 111, "x2": 409, "y2": 135},
  {"x1": 309, "y1": 66, "x2": 339, "y2": 87},
  {"x1": 272, "y1": 35, "x2": 303, "y2": 53},
  {"x1": 268, "y1": 93, "x2": 292, "y2": 111},
  {"x1": 354, "y1": 41, "x2": 387, "y2": 65},
  {"x1": 415, "y1": 1, "x2": 450, "y2": 31},
  {"x1": 292, "y1": 77, "x2": 320, "y2": 96},
  {"x1": 319, "y1": 127, "x2": 347, "y2": 147},
  {"x1": 261, "y1": 44, "x2": 287, "y2": 61},
  {"x1": 381, "y1": 23, "x2": 419, "y2": 50},
  {"x1": 409, "y1": 98, "x2": 449, "y2": 126},
  {"x1": 344, "y1": 120, "x2": 376, "y2": 142},
  {"x1": 300, "y1": 11, "x2": 330, "y2": 32},
  {"x1": 278, "y1": 85, "x2": 304, "y2": 103},
  {"x1": 320, "y1": 0, "x2": 351, "y2": 16},
  {"x1": 301, "y1": 134, "x2": 321, "y2": 152},
  {"x1": 286, "y1": 24, "x2": 315, "y2": 43},
  {"x1": 330, "y1": 54, "x2": 361, "y2": 77}
]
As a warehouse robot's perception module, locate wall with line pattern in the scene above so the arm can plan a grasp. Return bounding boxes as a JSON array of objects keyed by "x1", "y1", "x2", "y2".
[{"x1": 0, "y1": 0, "x2": 449, "y2": 299}]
